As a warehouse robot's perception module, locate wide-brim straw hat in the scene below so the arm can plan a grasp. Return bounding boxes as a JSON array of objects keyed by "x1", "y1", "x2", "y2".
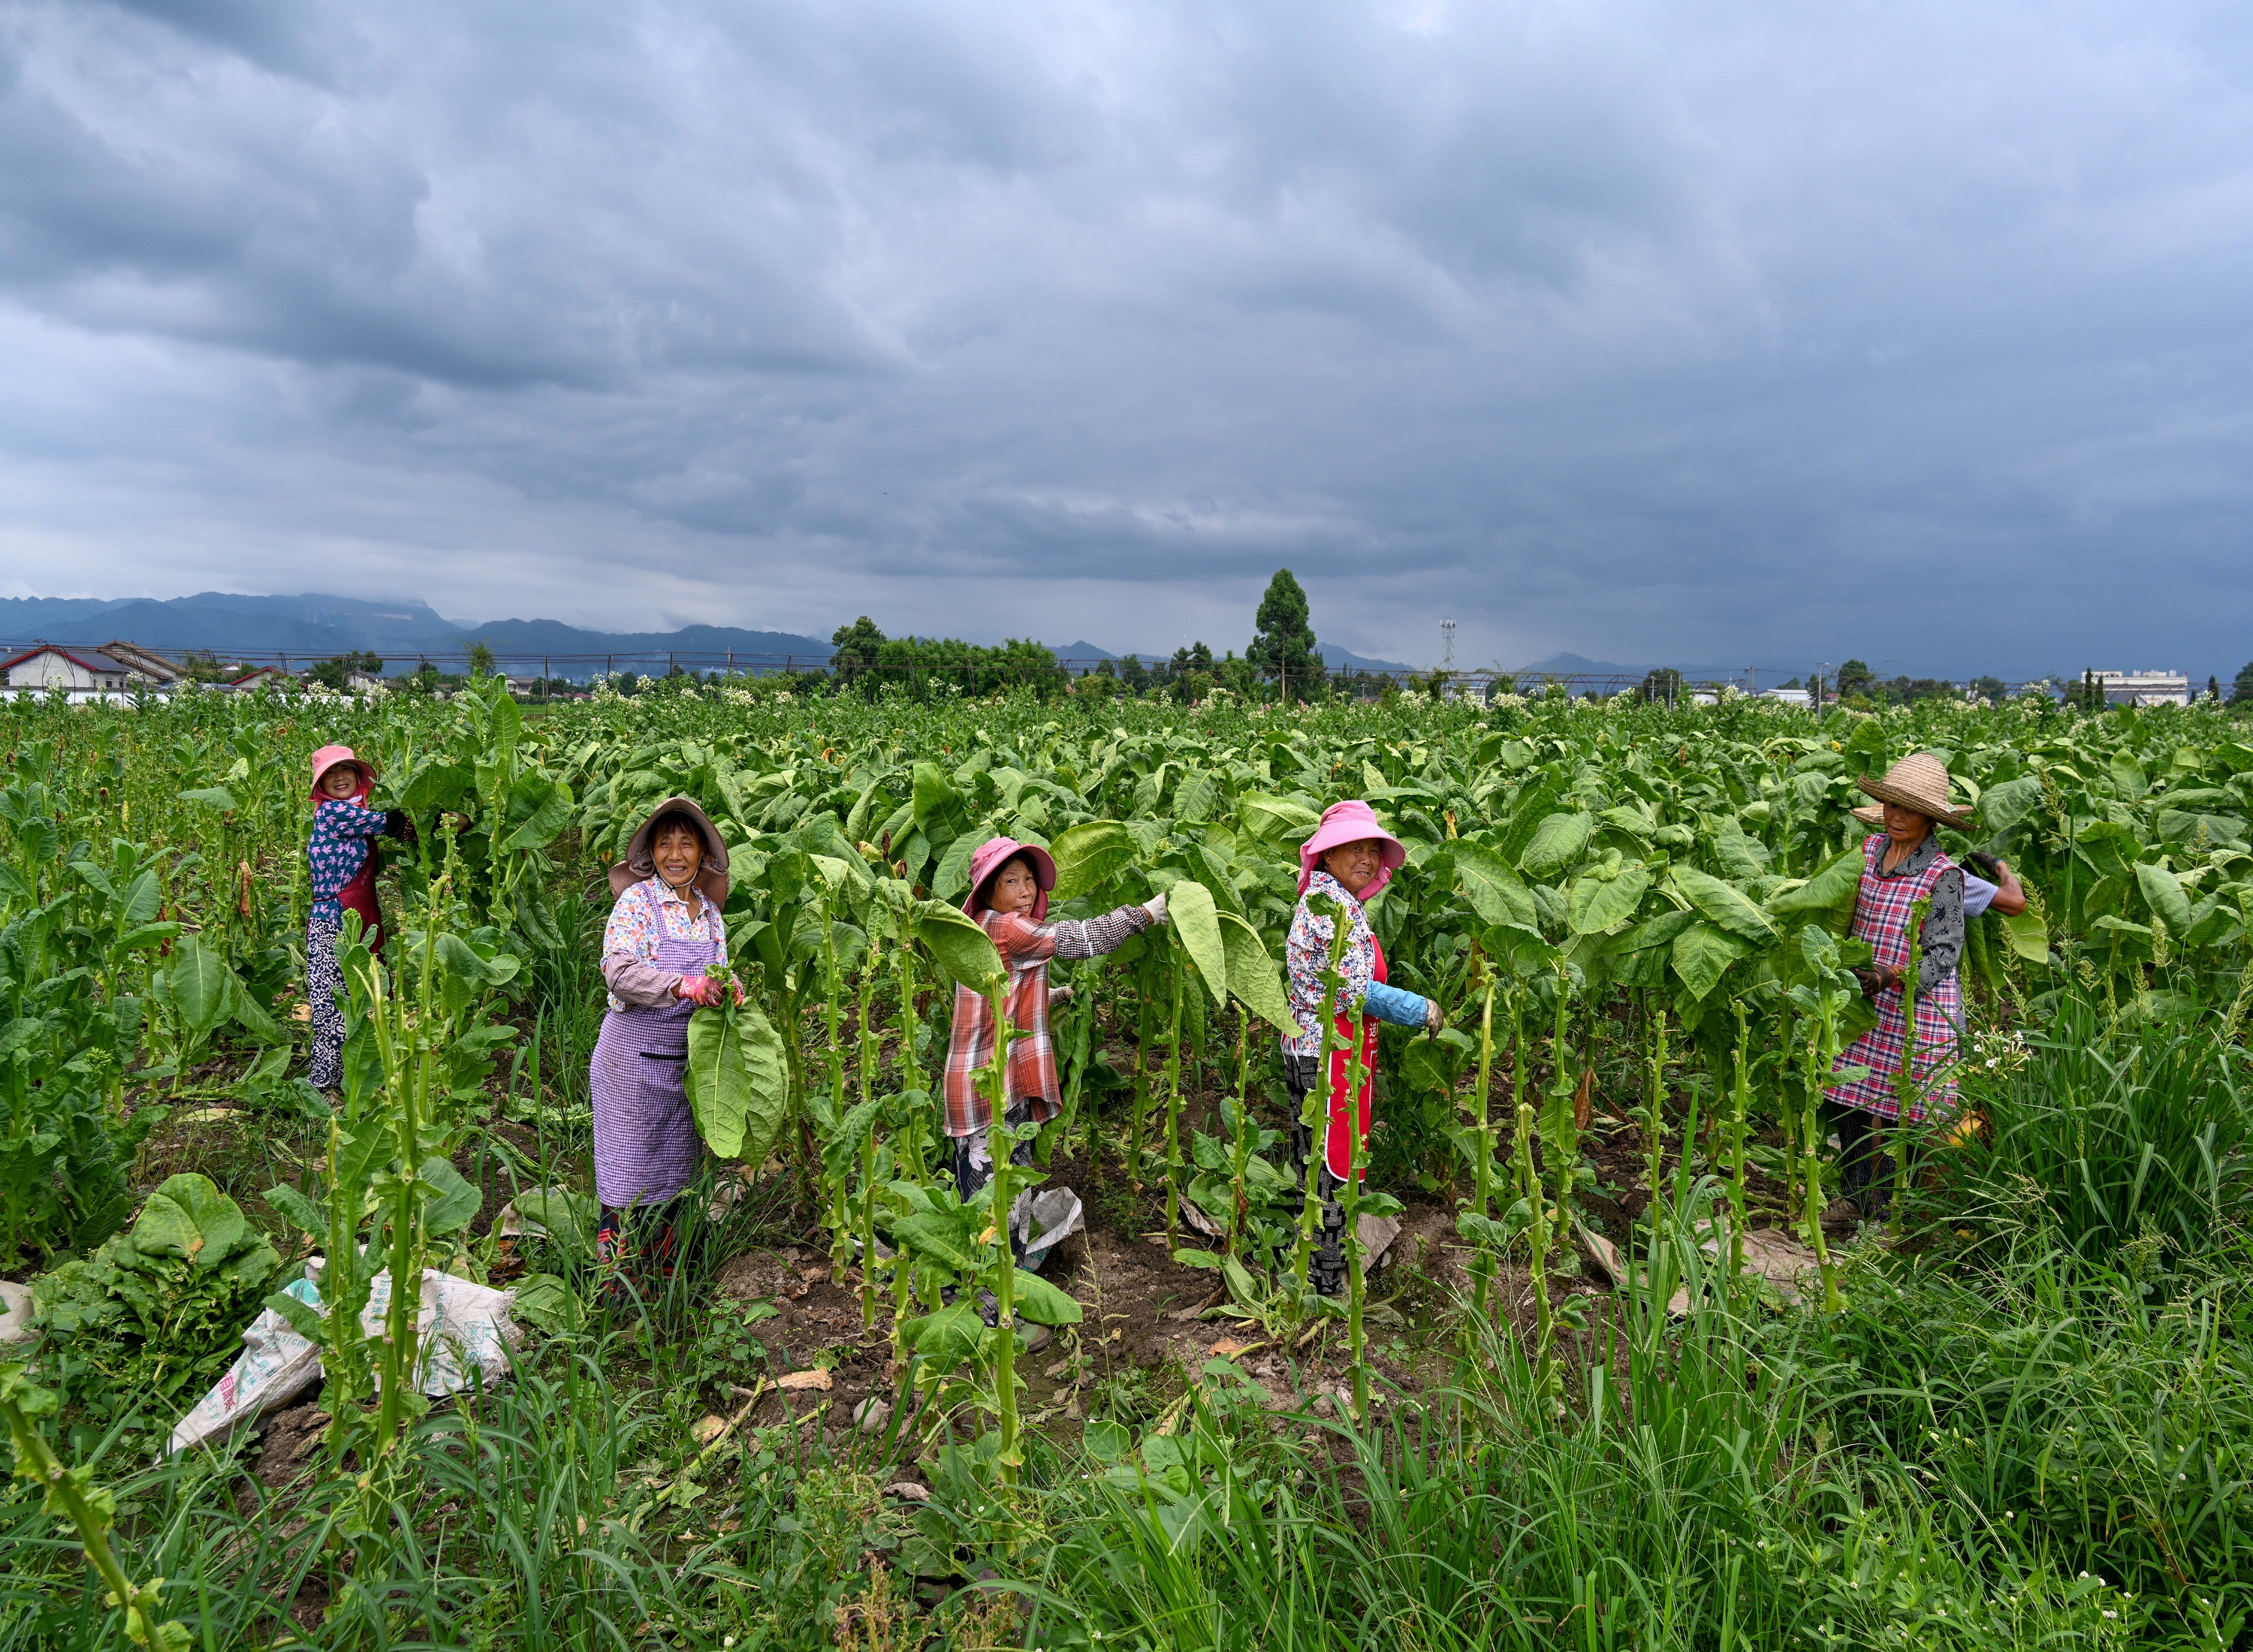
[
  {"x1": 1853, "y1": 752, "x2": 1976, "y2": 831},
  {"x1": 608, "y1": 795, "x2": 730, "y2": 906}
]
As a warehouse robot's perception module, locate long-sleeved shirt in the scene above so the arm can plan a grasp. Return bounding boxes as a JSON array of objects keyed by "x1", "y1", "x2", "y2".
[
  {"x1": 306, "y1": 797, "x2": 393, "y2": 919},
  {"x1": 601, "y1": 877, "x2": 728, "y2": 1012},
  {"x1": 1282, "y1": 870, "x2": 1431, "y2": 1057},
  {"x1": 1866, "y1": 834, "x2": 1965, "y2": 979},
  {"x1": 941, "y1": 903, "x2": 1153, "y2": 1137}
]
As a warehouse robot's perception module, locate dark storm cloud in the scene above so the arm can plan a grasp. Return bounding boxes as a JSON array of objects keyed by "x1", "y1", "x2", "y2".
[{"x1": 0, "y1": 0, "x2": 2249, "y2": 678}]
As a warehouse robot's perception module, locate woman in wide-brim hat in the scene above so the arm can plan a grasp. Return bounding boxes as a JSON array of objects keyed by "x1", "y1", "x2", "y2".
[
  {"x1": 942, "y1": 837, "x2": 1166, "y2": 1260},
  {"x1": 589, "y1": 796, "x2": 736, "y2": 1282},
  {"x1": 303, "y1": 744, "x2": 414, "y2": 1093},
  {"x1": 1823, "y1": 752, "x2": 1979, "y2": 1219},
  {"x1": 1282, "y1": 800, "x2": 1442, "y2": 1295}
]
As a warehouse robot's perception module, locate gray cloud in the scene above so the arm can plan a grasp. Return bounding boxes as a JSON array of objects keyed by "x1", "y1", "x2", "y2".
[{"x1": 2, "y1": 0, "x2": 2250, "y2": 679}]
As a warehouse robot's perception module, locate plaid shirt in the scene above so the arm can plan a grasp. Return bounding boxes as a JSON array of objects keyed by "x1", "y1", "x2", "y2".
[{"x1": 941, "y1": 903, "x2": 1151, "y2": 1138}]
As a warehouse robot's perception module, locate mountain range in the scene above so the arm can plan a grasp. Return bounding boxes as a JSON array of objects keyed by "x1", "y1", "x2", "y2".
[
  {"x1": 0, "y1": 593, "x2": 835, "y2": 676},
  {"x1": 0, "y1": 594, "x2": 1417, "y2": 677}
]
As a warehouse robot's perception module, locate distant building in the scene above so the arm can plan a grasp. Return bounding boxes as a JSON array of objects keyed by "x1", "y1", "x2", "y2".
[
  {"x1": 345, "y1": 670, "x2": 388, "y2": 693},
  {"x1": 3, "y1": 642, "x2": 140, "y2": 698},
  {"x1": 2090, "y1": 669, "x2": 2189, "y2": 708},
  {"x1": 227, "y1": 665, "x2": 294, "y2": 690},
  {"x1": 1760, "y1": 687, "x2": 1814, "y2": 708},
  {"x1": 98, "y1": 641, "x2": 187, "y2": 686}
]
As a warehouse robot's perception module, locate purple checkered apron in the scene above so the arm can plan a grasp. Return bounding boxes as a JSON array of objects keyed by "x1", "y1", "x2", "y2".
[
  {"x1": 590, "y1": 927, "x2": 721, "y2": 1208},
  {"x1": 1826, "y1": 834, "x2": 1962, "y2": 1123}
]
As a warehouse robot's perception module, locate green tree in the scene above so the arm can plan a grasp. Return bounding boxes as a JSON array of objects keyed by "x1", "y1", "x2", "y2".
[
  {"x1": 1835, "y1": 659, "x2": 1875, "y2": 701},
  {"x1": 831, "y1": 616, "x2": 887, "y2": 680},
  {"x1": 1971, "y1": 675, "x2": 2007, "y2": 701},
  {"x1": 2231, "y1": 662, "x2": 2253, "y2": 704},
  {"x1": 466, "y1": 640, "x2": 496, "y2": 678},
  {"x1": 1248, "y1": 568, "x2": 1320, "y2": 698},
  {"x1": 1639, "y1": 668, "x2": 1684, "y2": 705}
]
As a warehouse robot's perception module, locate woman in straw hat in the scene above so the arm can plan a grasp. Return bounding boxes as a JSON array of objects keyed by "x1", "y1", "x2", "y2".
[
  {"x1": 591, "y1": 796, "x2": 737, "y2": 1281},
  {"x1": 1823, "y1": 752, "x2": 1989, "y2": 1219},
  {"x1": 1283, "y1": 800, "x2": 1442, "y2": 1295},
  {"x1": 303, "y1": 744, "x2": 414, "y2": 1093}
]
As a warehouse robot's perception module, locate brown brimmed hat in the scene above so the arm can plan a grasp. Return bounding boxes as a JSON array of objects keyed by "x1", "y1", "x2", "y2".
[
  {"x1": 608, "y1": 795, "x2": 730, "y2": 905},
  {"x1": 1852, "y1": 752, "x2": 1977, "y2": 831}
]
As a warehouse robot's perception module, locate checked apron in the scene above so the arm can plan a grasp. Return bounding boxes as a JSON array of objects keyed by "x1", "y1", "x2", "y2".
[
  {"x1": 1826, "y1": 834, "x2": 1962, "y2": 1124},
  {"x1": 590, "y1": 927, "x2": 722, "y2": 1210}
]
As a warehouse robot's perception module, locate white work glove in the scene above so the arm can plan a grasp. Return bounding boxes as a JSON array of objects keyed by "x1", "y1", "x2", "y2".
[
  {"x1": 1143, "y1": 890, "x2": 1170, "y2": 927},
  {"x1": 1049, "y1": 984, "x2": 1075, "y2": 1005},
  {"x1": 1424, "y1": 999, "x2": 1443, "y2": 1033}
]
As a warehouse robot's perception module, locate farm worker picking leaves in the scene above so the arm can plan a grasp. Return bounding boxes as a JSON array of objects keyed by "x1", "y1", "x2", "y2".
[
  {"x1": 1286, "y1": 800, "x2": 1441, "y2": 1297},
  {"x1": 1824, "y1": 753, "x2": 1977, "y2": 1223},
  {"x1": 945, "y1": 837, "x2": 1166, "y2": 1275},
  {"x1": 591, "y1": 797, "x2": 740, "y2": 1291},
  {"x1": 303, "y1": 744, "x2": 414, "y2": 1093}
]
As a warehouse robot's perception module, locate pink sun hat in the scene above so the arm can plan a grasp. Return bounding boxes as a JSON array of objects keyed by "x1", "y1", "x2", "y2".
[
  {"x1": 964, "y1": 836, "x2": 1058, "y2": 921},
  {"x1": 1297, "y1": 800, "x2": 1406, "y2": 897},
  {"x1": 308, "y1": 743, "x2": 376, "y2": 803}
]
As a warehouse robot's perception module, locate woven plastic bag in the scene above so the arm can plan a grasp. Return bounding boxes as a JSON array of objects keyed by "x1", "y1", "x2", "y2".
[{"x1": 167, "y1": 1263, "x2": 525, "y2": 1455}]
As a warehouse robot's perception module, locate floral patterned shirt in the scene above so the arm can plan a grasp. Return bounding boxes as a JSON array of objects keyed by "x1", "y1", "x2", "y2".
[
  {"x1": 306, "y1": 797, "x2": 390, "y2": 918},
  {"x1": 601, "y1": 877, "x2": 728, "y2": 1013}
]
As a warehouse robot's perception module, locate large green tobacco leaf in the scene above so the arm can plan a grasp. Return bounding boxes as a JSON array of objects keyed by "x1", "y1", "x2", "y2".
[
  {"x1": 1980, "y1": 774, "x2": 2045, "y2": 834},
  {"x1": 894, "y1": 1210, "x2": 981, "y2": 1271},
  {"x1": 130, "y1": 1174, "x2": 251, "y2": 1270},
  {"x1": 903, "y1": 1298, "x2": 985, "y2": 1363},
  {"x1": 1218, "y1": 912, "x2": 1299, "y2": 1034},
  {"x1": 417, "y1": 1156, "x2": 482, "y2": 1236},
  {"x1": 686, "y1": 999, "x2": 791, "y2": 1163},
  {"x1": 1237, "y1": 793, "x2": 1320, "y2": 848},
  {"x1": 169, "y1": 936, "x2": 231, "y2": 1036},
  {"x1": 1669, "y1": 865, "x2": 1778, "y2": 943},
  {"x1": 1768, "y1": 844, "x2": 1864, "y2": 926},
  {"x1": 1567, "y1": 864, "x2": 1651, "y2": 935},
  {"x1": 914, "y1": 903, "x2": 1007, "y2": 991},
  {"x1": 1998, "y1": 906, "x2": 2051, "y2": 964},
  {"x1": 501, "y1": 773, "x2": 575, "y2": 852},
  {"x1": 1671, "y1": 921, "x2": 1750, "y2": 999},
  {"x1": 1050, "y1": 819, "x2": 1138, "y2": 903},
  {"x1": 2133, "y1": 861, "x2": 2194, "y2": 933},
  {"x1": 931, "y1": 828, "x2": 986, "y2": 903},
  {"x1": 1166, "y1": 879, "x2": 1228, "y2": 1007},
  {"x1": 1011, "y1": 1270, "x2": 1084, "y2": 1326},
  {"x1": 1519, "y1": 812, "x2": 1594, "y2": 879},
  {"x1": 176, "y1": 786, "x2": 237, "y2": 813},
  {"x1": 1449, "y1": 843, "x2": 1540, "y2": 930}
]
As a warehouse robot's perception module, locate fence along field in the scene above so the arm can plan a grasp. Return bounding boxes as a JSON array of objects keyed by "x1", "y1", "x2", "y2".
[{"x1": 1, "y1": 673, "x2": 2249, "y2": 1649}]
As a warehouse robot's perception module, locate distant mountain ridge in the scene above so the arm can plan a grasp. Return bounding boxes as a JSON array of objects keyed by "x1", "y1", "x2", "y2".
[
  {"x1": 0, "y1": 592, "x2": 834, "y2": 675},
  {"x1": 0, "y1": 591, "x2": 1425, "y2": 678}
]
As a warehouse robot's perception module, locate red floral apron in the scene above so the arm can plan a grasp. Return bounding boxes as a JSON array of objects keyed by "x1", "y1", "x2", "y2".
[{"x1": 1322, "y1": 938, "x2": 1384, "y2": 1180}]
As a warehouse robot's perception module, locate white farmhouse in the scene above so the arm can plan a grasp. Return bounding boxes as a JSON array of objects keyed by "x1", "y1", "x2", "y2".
[
  {"x1": 2090, "y1": 669, "x2": 2190, "y2": 707},
  {"x1": 4, "y1": 643, "x2": 136, "y2": 698}
]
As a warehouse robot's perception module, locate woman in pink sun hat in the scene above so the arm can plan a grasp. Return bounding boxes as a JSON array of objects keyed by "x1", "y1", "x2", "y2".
[
  {"x1": 1284, "y1": 799, "x2": 1441, "y2": 1296},
  {"x1": 943, "y1": 837, "x2": 1168, "y2": 1255},
  {"x1": 302, "y1": 744, "x2": 414, "y2": 1093}
]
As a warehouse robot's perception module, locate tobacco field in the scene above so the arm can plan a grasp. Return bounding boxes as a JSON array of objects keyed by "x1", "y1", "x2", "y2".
[{"x1": 2, "y1": 674, "x2": 2251, "y2": 1650}]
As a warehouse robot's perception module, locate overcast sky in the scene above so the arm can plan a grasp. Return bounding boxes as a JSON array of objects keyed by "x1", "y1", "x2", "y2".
[{"x1": 2, "y1": 0, "x2": 2248, "y2": 677}]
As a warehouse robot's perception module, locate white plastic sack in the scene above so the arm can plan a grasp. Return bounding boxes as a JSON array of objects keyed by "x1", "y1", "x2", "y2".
[
  {"x1": 1017, "y1": 1188, "x2": 1083, "y2": 1274},
  {"x1": 167, "y1": 1262, "x2": 526, "y2": 1456},
  {"x1": 0, "y1": 1280, "x2": 39, "y2": 1346},
  {"x1": 167, "y1": 1277, "x2": 324, "y2": 1456}
]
